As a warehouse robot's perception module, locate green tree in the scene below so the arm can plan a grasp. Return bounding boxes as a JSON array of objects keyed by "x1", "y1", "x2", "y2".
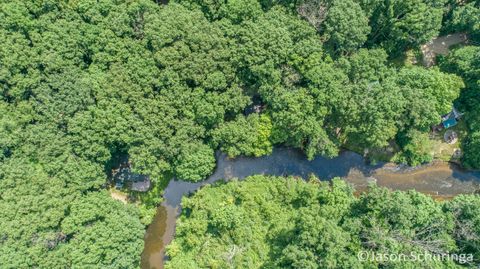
[
  {"x1": 166, "y1": 176, "x2": 474, "y2": 268},
  {"x1": 443, "y1": 1, "x2": 480, "y2": 41},
  {"x1": 462, "y1": 131, "x2": 480, "y2": 169},
  {"x1": 361, "y1": 0, "x2": 447, "y2": 55},
  {"x1": 336, "y1": 49, "x2": 405, "y2": 149},
  {"x1": 0, "y1": 156, "x2": 144, "y2": 268},
  {"x1": 445, "y1": 195, "x2": 480, "y2": 262},
  {"x1": 212, "y1": 114, "x2": 273, "y2": 157},
  {"x1": 439, "y1": 46, "x2": 480, "y2": 88},
  {"x1": 349, "y1": 187, "x2": 458, "y2": 268},
  {"x1": 396, "y1": 130, "x2": 434, "y2": 166},
  {"x1": 397, "y1": 66, "x2": 464, "y2": 131},
  {"x1": 439, "y1": 46, "x2": 480, "y2": 169},
  {"x1": 324, "y1": 0, "x2": 370, "y2": 54},
  {"x1": 174, "y1": 141, "x2": 216, "y2": 181},
  {"x1": 176, "y1": 0, "x2": 263, "y2": 23}
]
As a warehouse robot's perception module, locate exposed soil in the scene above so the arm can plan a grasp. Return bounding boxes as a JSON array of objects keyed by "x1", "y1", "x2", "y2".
[{"x1": 421, "y1": 33, "x2": 468, "y2": 67}]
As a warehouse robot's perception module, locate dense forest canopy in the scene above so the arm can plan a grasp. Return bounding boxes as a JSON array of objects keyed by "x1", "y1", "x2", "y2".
[
  {"x1": 439, "y1": 45, "x2": 480, "y2": 169},
  {"x1": 166, "y1": 176, "x2": 480, "y2": 268},
  {"x1": 0, "y1": 0, "x2": 479, "y2": 267}
]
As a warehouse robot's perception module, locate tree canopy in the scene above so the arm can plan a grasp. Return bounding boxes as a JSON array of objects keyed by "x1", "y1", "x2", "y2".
[
  {"x1": 166, "y1": 176, "x2": 479, "y2": 268},
  {"x1": 0, "y1": 0, "x2": 479, "y2": 267},
  {"x1": 440, "y1": 46, "x2": 480, "y2": 168}
]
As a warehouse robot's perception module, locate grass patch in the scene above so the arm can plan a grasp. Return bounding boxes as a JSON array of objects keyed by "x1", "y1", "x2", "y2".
[{"x1": 430, "y1": 120, "x2": 468, "y2": 162}]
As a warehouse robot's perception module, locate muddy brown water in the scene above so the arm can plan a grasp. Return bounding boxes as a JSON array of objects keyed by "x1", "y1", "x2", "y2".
[{"x1": 140, "y1": 148, "x2": 480, "y2": 269}]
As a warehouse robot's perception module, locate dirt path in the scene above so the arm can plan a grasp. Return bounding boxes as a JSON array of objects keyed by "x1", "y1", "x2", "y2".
[{"x1": 421, "y1": 33, "x2": 468, "y2": 67}]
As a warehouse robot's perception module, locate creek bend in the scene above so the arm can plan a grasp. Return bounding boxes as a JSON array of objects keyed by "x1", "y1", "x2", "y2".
[{"x1": 140, "y1": 147, "x2": 480, "y2": 269}]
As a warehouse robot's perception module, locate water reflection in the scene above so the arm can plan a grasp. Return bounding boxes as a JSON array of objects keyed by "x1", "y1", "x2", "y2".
[
  {"x1": 141, "y1": 148, "x2": 480, "y2": 269},
  {"x1": 141, "y1": 204, "x2": 178, "y2": 269}
]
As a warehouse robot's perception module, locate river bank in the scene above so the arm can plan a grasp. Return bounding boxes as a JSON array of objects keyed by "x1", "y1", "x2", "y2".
[{"x1": 140, "y1": 148, "x2": 480, "y2": 269}]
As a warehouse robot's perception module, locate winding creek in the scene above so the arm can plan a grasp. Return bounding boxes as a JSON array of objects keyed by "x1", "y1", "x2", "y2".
[{"x1": 140, "y1": 147, "x2": 480, "y2": 269}]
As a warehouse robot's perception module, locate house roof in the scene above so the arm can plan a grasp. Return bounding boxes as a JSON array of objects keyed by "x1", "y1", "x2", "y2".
[{"x1": 131, "y1": 179, "x2": 151, "y2": 192}]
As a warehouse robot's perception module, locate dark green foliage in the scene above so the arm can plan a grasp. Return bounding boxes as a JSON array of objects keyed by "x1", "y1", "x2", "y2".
[
  {"x1": 1, "y1": 0, "x2": 479, "y2": 267},
  {"x1": 360, "y1": 0, "x2": 446, "y2": 55},
  {"x1": 166, "y1": 176, "x2": 478, "y2": 268},
  {"x1": 462, "y1": 132, "x2": 480, "y2": 169},
  {"x1": 442, "y1": 0, "x2": 480, "y2": 41},
  {"x1": 440, "y1": 46, "x2": 480, "y2": 168},
  {"x1": 396, "y1": 130, "x2": 434, "y2": 166},
  {"x1": 440, "y1": 46, "x2": 480, "y2": 88},
  {"x1": 0, "y1": 150, "x2": 144, "y2": 268}
]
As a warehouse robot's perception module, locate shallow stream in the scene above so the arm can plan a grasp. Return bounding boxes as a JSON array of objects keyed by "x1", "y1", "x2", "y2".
[{"x1": 140, "y1": 148, "x2": 480, "y2": 269}]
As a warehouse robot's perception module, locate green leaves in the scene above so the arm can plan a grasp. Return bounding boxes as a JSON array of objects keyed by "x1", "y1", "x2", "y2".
[
  {"x1": 445, "y1": 194, "x2": 480, "y2": 261},
  {"x1": 439, "y1": 46, "x2": 480, "y2": 169},
  {"x1": 59, "y1": 192, "x2": 144, "y2": 268},
  {"x1": 462, "y1": 131, "x2": 480, "y2": 169},
  {"x1": 395, "y1": 130, "x2": 434, "y2": 166},
  {"x1": 174, "y1": 141, "x2": 216, "y2": 182},
  {"x1": 0, "y1": 0, "x2": 479, "y2": 267},
  {"x1": 444, "y1": 1, "x2": 480, "y2": 42},
  {"x1": 167, "y1": 176, "x2": 478, "y2": 268},
  {"x1": 0, "y1": 157, "x2": 144, "y2": 268},
  {"x1": 398, "y1": 66, "x2": 463, "y2": 116},
  {"x1": 324, "y1": 0, "x2": 370, "y2": 54},
  {"x1": 212, "y1": 114, "x2": 273, "y2": 158},
  {"x1": 362, "y1": 0, "x2": 446, "y2": 56}
]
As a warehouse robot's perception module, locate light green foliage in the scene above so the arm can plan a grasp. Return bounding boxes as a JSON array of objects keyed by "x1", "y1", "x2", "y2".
[
  {"x1": 166, "y1": 176, "x2": 354, "y2": 268},
  {"x1": 395, "y1": 130, "x2": 434, "y2": 166},
  {"x1": 212, "y1": 114, "x2": 273, "y2": 157},
  {"x1": 445, "y1": 195, "x2": 480, "y2": 262},
  {"x1": 1, "y1": 0, "x2": 479, "y2": 267},
  {"x1": 166, "y1": 176, "x2": 477, "y2": 268},
  {"x1": 397, "y1": 66, "x2": 464, "y2": 129},
  {"x1": 174, "y1": 141, "x2": 216, "y2": 181},
  {"x1": 324, "y1": 0, "x2": 370, "y2": 54}
]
